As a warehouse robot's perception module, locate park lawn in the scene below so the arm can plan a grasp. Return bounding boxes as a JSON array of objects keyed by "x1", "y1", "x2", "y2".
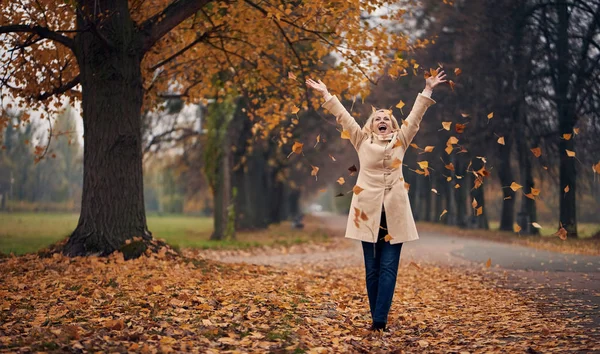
[
  {"x1": 417, "y1": 221, "x2": 600, "y2": 255},
  {"x1": 0, "y1": 213, "x2": 330, "y2": 256}
]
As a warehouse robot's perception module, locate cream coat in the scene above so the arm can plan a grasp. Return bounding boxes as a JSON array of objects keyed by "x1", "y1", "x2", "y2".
[{"x1": 323, "y1": 93, "x2": 436, "y2": 244}]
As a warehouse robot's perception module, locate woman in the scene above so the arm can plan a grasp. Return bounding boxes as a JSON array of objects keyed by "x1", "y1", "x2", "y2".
[{"x1": 306, "y1": 71, "x2": 446, "y2": 332}]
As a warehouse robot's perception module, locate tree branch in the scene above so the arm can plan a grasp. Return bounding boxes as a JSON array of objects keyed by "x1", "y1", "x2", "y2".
[
  {"x1": 149, "y1": 26, "x2": 222, "y2": 71},
  {"x1": 139, "y1": 0, "x2": 213, "y2": 53},
  {"x1": 0, "y1": 24, "x2": 74, "y2": 49},
  {"x1": 36, "y1": 76, "x2": 81, "y2": 101}
]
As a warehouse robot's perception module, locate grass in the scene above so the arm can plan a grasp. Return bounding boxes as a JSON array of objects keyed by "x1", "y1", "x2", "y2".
[
  {"x1": 0, "y1": 213, "x2": 330, "y2": 256},
  {"x1": 487, "y1": 221, "x2": 600, "y2": 238}
]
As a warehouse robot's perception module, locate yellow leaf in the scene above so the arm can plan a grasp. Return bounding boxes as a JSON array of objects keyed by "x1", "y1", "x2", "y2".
[
  {"x1": 447, "y1": 136, "x2": 459, "y2": 145},
  {"x1": 316, "y1": 134, "x2": 320, "y2": 144},
  {"x1": 291, "y1": 141, "x2": 303, "y2": 154},
  {"x1": 311, "y1": 165, "x2": 319, "y2": 179},
  {"x1": 445, "y1": 145, "x2": 453, "y2": 155},
  {"x1": 487, "y1": 112, "x2": 494, "y2": 119},
  {"x1": 391, "y1": 158, "x2": 402, "y2": 169},
  {"x1": 439, "y1": 209, "x2": 448, "y2": 219},
  {"x1": 532, "y1": 222, "x2": 542, "y2": 229},
  {"x1": 352, "y1": 185, "x2": 364, "y2": 195},
  {"x1": 531, "y1": 147, "x2": 542, "y2": 158},
  {"x1": 395, "y1": 100, "x2": 405, "y2": 109},
  {"x1": 485, "y1": 258, "x2": 492, "y2": 268},
  {"x1": 337, "y1": 177, "x2": 345, "y2": 185},
  {"x1": 510, "y1": 182, "x2": 522, "y2": 192},
  {"x1": 446, "y1": 176, "x2": 452, "y2": 182},
  {"x1": 514, "y1": 223, "x2": 522, "y2": 233},
  {"x1": 476, "y1": 206, "x2": 483, "y2": 216},
  {"x1": 497, "y1": 136, "x2": 505, "y2": 145},
  {"x1": 442, "y1": 122, "x2": 452, "y2": 131},
  {"x1": 562, "y1": 133, "x2": 572, "y2": 140},
  {"x1": 384, "y1": 234, "x2": 393, "y2": 242},
  {"x1": 417, "y1": 161, "x2": 429, "y2": 169},
  {"x1": 291, "y1": 105, "x2": 300, "y2": 114},
  {"x1": 424, "y1": 146, "x2": 434, "y2": 153},
  {"x1": 454, "y1": 184, "x2": 460, "y2": 189},
  {"x1": 566, "y1": 149, "x2": 576, "y2": 157},
  {"x1": 341, "y1": 130, "x2": 351, "y2": 140}
]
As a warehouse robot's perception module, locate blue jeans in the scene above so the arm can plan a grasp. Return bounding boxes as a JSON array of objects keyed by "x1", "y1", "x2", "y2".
[{"x1": 361, "y1": 212, "x2": 403, "y2": 325}]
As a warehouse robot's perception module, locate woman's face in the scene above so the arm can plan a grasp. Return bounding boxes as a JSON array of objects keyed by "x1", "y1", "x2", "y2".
[{"x1": 372, "y1": 113, "x2": 392, "y2": 135}]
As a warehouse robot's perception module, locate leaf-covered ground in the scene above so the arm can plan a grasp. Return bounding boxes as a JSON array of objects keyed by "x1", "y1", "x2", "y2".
[{"x1": 1, "y1": 246, "x2": 598, "y2": 353}]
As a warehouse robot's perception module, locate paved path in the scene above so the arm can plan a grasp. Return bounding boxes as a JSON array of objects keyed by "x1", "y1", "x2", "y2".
[{"x1": 207, "y1": 212, "x2": 600, "y2": 331}]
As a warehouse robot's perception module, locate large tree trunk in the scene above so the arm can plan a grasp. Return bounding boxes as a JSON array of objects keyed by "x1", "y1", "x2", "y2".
[
  {"x1": 556, "y1": 4, "x2": 578, "y2": 238},
  {"x1": 64, "y1": 1, "x2": 150, "y2": 257},
  {"x1": 497, "y1": 135, "x2": 515, "y2": 231}
]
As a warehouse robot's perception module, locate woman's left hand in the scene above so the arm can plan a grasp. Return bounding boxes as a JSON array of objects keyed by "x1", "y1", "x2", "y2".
[{"x1": 425, "y1": 68, "x2": 447, "y2": 90}]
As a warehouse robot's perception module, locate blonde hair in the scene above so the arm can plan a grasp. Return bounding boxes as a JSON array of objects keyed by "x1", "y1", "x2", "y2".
[{"x1": 362, "y1": 109, "x2": 400, "y2": 135}]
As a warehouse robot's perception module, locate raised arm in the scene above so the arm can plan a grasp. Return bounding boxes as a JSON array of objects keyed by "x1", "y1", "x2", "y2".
[
  {"x1": 398, "y1": 69, "x2": 447, "y2": 147},
  {"x1": 306, "y1": 78, "x2": 365, "y2": 149}
]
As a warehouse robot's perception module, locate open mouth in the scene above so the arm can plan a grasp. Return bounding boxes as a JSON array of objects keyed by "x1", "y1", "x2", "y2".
[{"x1": 378, "y1": 124, "x2": 388, "y2": 133}]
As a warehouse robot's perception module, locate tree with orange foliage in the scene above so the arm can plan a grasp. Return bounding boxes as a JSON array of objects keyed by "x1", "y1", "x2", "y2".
[{"x1": 0, "y1": 0, "x2": 420, "y2": 257}]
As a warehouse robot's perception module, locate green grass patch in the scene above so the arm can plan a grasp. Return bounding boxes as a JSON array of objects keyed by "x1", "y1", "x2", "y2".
[{"x1": 0, "y1": 213, "x2": 329, "y2": 255}]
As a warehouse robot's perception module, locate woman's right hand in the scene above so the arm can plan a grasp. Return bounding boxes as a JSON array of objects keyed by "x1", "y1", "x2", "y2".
[{"x1": 306, "y1": 78, "x2": 329, "y2": 97}]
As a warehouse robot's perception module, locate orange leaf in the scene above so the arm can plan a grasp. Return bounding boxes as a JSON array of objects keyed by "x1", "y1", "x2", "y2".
[
  {"x1": 562, "y1": 133, "x2": 572, "y2": 140},
  {"x1": 525, "y1": 193, "x2": 535, "y2": 200},
  {"x1": 311, "y1": 165, "x2": 319, "y2": 179},
  {"x1": 445, "y1": 163, "x2": 455, "y2": 171},
  {"x1": 352, "y1": 185, "x2": 364, "y2": 195},
  {"x1": 395, "y1": 100, "x2": 405, "y2": 109},
  {"x1": 531, "y1": 147, "x2": 542, "y2": 158},
  {"x1": 455, "y1": 123, "x2": 466, "y2": 133},
  {"x1": 514, "y1": 223, "x2": 522, "y2": 233},
  {"x1": 594, "y1": 162, "x2": 600, "y2": 174},
  {"x1": 447, "y1": 136, "x2": 459, "y2": 145},
  {"x1": 410, "y1": 143, "x2": 420, "y2": 149},
  {"x1": 564, "y1": 185, "x2": 570, "y2": 193},
  {"x1": 291, "y1": 141, "x2": 303, "y2": 154},
  {"x1": 472, "y1": 198, "x2": 478, "y2": 209},
  {"x1": 454, "y1": 184, "x2": 460, "y2": 189},
  {"x1": 291, "y1": 105, "x2": 300, "y2": 114},
  {"x1": 497, "y1": 136, "x2": 505, "y2": 145},
  {"x1": 531, "y1": 188, "x2": 540, "y2": 196},
  {"x1": 573, "y1": 127, "x2": 580, "y2": 134},
  {"x1": 393, "y1": 140, "x2": 403, "y2": 148},
  {"x1": 509, "y1": 182, "x2": 522, "y2": 192},
  {"x1": 554, "y1": 226, "x2": 568, "y2": 240},
  {"x1": 337, "y1": 177, "x2": 345, "y2": 185},
  {"x1": 476, "y1": 206, "x2": 483, "y2": 216},
  {"x1": 454, "y1": 68, "x2": 462, "y2": 76},
  {"x1": 404, "y1": 182, "x2": 410, "y2": 191},
  {"x1": 417, "y1": 161, "x2": 429, "y2": 170},
  {"x1": 485, "y1": 258, "x2": 492, "y2": 268},
  {"x1": 384, "y1": 234, "x2": 393, "y2": 242},
  {"x1": 424, "y1": 146, "x2": 434, "y2": 153},
  {"x1": 487, "y1": 112, "x2": 494, "y2": 119},
  {"x1": 360, "y1": 211, "x2": 369, "y2": 221},
  {"x1": 288, "y1": 72, "x2": 297, "y2": 80},
  {"x1": 566, "y1": 149, "x2": 576, "y2": 157},
  {"x1": 448, "y1": 80, "x2": 456, "y2": 91},
  {"x1": 442, "y1": 122, "x2": 452, "y2": 131},
  {"x1": 341, "y1": 130, "x2": 351, "y2": 140},
  {"x1": 391, "y1": 158, "x2": 402, "y2": 169},
  {"x1": 439, "y1": 209, "x2": 448, "y2": 219},
  {"x1": 445, "y1": 145, "x2": 453, "y2": 155}
]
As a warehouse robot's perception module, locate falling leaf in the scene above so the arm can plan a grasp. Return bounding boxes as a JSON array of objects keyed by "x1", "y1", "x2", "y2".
[
  {"x1": 329, "y1": 154, "x2": 336, "y2": 161},
  {"x1": 454, "y1": 68, "x2": 462, "y2": 76},
  {"x1": 404, "y1": 182, "x2": 410, "y2": 191},
  {"x1": 573, "y1": 127, "x2": 580, "y2": 134},
  {"x1": 525, "y1": 193, "x2": 535, "y2": 200},
  {"x1": 439, "y1": 209, "x2": 448, "y2": 219},
  {"x1": 487, "y1": 112, "x2": 494, "y2": 120},
  {"x1": 594, "y1": 162, "x2": 600, "y2": 174},
  {"x1": 341, "y1": 130, "x2": 351, "y2": 140},
  {"x1": 291, "y1": 105, "x2": 300, "y2": 114},
  {"x1": 532, "y1": 222, "x2": 542, "y2": 229},
  {"x1": 447, "y1": 136, "x2": 459, "y2": 145},
  {"x1": 445, "y1": 145, "x2": 453, "y2": 155},
  {"x1": 348, "y1": 165, "x2": 358, "y2": 175},
  {"x1": 410, "y1": 143, "x2": 420, "y2": 149},
  {"x1": 424, "y1": 146, "x2": 435, "y2": 153},
  {"x1": 335, "y1": 193, "x2": 344, "y2": 197},
  {"x1": 564, "y1": 185, "x2": 570, "y2": 193},
  {"x1": 461, "y1": 112, "x2": 470, "y2": 118},
  {"x1": 391, "y1": 158, "x2": 402, "y2": 169},
  {"x1": 455, "y1": 123, "x2": 466, "y2": 133},
  {"x1": 311, "y1": 165, "x2": 319, "y2": 178},
  {"x1": 497, "y1": 136, "x2": 505, "y2": 145},
  {"x1": 454, "y1": 184, "x2": 460, "y2": 189},
  {"x1": 514, "y1": 223, "x2": 522, "y2": 233},
  {"x1": 445, "y1": 163, "x2": 455, "y2": 171},
  {"x1": 396, "y1": 100, "x2": 405, "y2": 110},
  {"x1": 485, "y1": 258, "x2": 492, "y2": 268},
  {"x1": 531, "y1": 188, "x2": 540, "y2": 196},
  {"x1": 418, "y1": 161, "x2": 429, "y2": 170},
  {"x1": 531, "y1": 147, "x2": 542, "y2": 158},
  {"x1": 431, "y1": 188, "x2": 439, "y2": 194},
  {"x1": 510, "y1": 182, "x2": 522, "y2": 192},
  {"x1": 562, "y1": 133, "x2": 572, "y2": 140},
  {"x1": 448, "y1": 80, "x2": 456, "y2": 91},
  {"x1": 337, "y1": 177, "x2": 345, "y2": 185},
  {"x1": 504, "y1": 196, "x2": 512, "y2": 200},
  {"x1": 352, "y1": 185, "x2": 364, "y2": 195},
  {"x1": 554, "y1": 226, "x2": 568, "y2": 240},
  {"x1": 360, "y1": 211, "x2": 368, "y2": 221},
  {"x1": 566, "y1": 150, "x2": 575, "y2": 157},
  {"x1": 393, "y1": 140, "x2": 403, "y2": 148},
  {"x1": 314, "y1": 134, "x2": 320, "y2": 147},
  {"x1": 384, "y1": 234, "x2": 393, "y2": 242},
  {"x1": 288, "y1": 72, "x2": 297, "y2": 80},
  {"x1": 319, "y1": 189, "x2": 327, "y2": 193},
  {"x1": 472, "y1": 198, "x2": 478, "y2": 209},
  {"x1": 442, "y1": 122, "x2": 452, "y2": 131},
  {"x1": 476, "y1": 206, "x2": 483, "y2": 216}
]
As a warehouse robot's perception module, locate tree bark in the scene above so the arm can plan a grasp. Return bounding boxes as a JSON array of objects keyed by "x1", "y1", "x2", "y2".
[
  {"x1": 497, "y1": 135, "x2": 515, "y2": 231},
  {"x1": 64, "y1": 1, "x2": 150, "y2": 257}
]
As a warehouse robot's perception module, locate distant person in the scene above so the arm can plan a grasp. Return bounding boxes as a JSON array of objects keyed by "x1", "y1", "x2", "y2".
[{"x1": 306, "y1": 70, "x2": 446, "y2": 332}]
